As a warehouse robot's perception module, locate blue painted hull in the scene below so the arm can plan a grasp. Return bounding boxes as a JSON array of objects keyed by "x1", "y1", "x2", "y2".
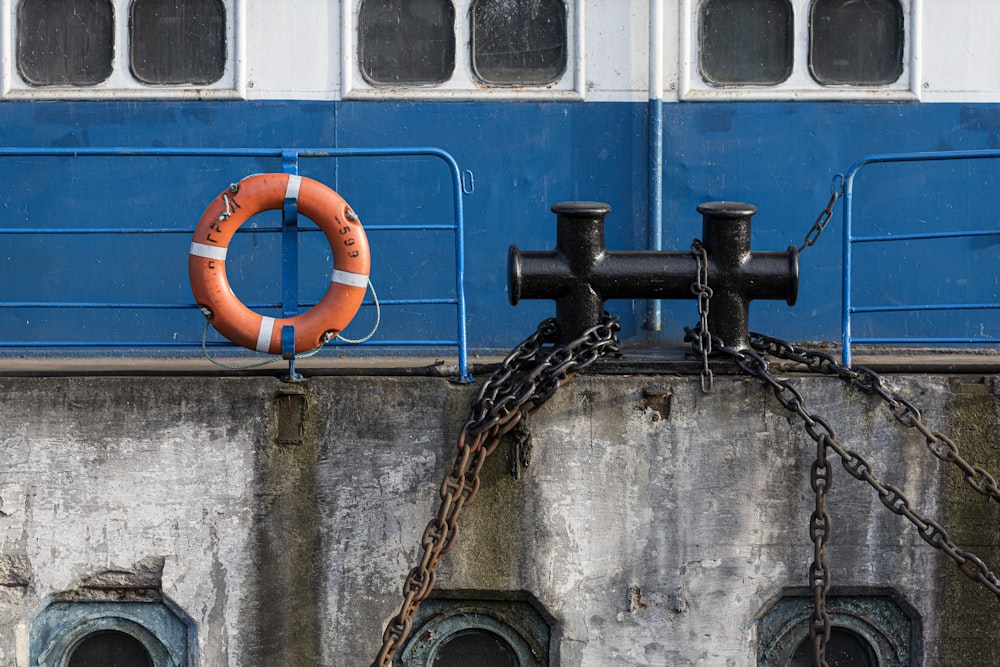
[{"x1": 0, "y1": 100, "x2": 997, "y2": 354}]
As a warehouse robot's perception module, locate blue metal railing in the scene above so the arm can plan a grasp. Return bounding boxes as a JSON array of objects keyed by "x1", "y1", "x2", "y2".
[
  {"x1": 0, "y1": 146, "x2": 472, "y2": 381},
  {"x1": 842, "y1": 149, "x2": 1000, "y2": 365}
]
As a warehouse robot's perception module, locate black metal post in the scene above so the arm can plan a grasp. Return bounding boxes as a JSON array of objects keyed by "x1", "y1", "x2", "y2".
[{"x1": 508, "y1": 200, "x2": 798, "y2": 349}]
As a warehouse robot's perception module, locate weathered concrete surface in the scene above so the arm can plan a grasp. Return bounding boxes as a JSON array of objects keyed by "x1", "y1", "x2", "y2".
[{"x1": 1, "y1": 372, "x2": 999, "y2": 665}]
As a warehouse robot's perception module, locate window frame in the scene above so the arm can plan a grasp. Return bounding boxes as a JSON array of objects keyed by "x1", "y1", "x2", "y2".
[
  {"x1": 679, "y1": 0, "x2": 921, "y2": 101},
  {"x1": 30, "y1": 599, "x2": 193, "y2": 667},
  {"x1": 755, "y1": 589, "x2": 920, "y2": 666},
  {"x1": 0, "y1": 0, "x2": 246, "y2": 100},
  {"x1": 396, "y1": 595, "x2": 552, "y2": 666},
  {"x1": 342, "y1": 0, "x2": 584, "y2": 101}
]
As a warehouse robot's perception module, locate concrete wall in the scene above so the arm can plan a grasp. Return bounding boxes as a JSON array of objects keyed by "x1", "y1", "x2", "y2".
[{"x1": 1, "y1": 371, "x2": 999, "y2": 665}]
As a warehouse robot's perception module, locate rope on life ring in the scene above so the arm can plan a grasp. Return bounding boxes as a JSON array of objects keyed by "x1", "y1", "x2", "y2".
[{"x1": 189, "y1": 173, "x2": 370, "y2": 355}]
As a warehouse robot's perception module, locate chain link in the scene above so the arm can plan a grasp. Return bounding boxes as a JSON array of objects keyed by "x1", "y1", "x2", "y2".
[
  {"x1": 798, "y1": 175, "x2": 844, "y2": 253},
  {"x1": 690, "y1": 240, "x2": 714, "y2": 393},
  {"x1": 372, "y1": 315, "x2": 621, "y2": 667},
  {"x1": 376, "y1": 313, "x2": 998, "y2": 665},
  {"x1": 686, "y1": 327, "x2": 1000, "y2": 666},
  {"x1": 750, "y1": 332, "x2": 1000, "y2": 505},
  {"x1": 809, "y1": 426, "x2": 832, "y2": 667}
]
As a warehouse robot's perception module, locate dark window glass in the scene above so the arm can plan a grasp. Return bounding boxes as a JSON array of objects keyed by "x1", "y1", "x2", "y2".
[
  {"x1": 699, "y1": 0, "x2": 793, "y2": 85},
  {"x1": 810, "y1": 0, "x2": 904, "y2": 85},
  {"x1": 471, "y1": 0, "x2": 567, "y2": 85},
  {"x1": 17, "y1": 0, "x2": 114, "y2": 86},
  {"x1": 358, "y1": 0, "x2": 455, "y2": 85},
  {"x1": 68, "y1": 630, "x2": 153, "y2": 667},
  {"x1": 790, "y1": 628, "x2": 877, "y2": 667},
  {"x1": 130, "y1": 0, "x2": 226, "y2": 85},
  {"x1": 433, "y1": 629, "x2": 518, "y2": 667}
]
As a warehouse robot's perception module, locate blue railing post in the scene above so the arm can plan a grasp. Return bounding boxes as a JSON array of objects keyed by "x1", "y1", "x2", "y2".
[
  {"x1": 280, "y1": 152, "x2": 303, "y2": 381},
  {"x1": 842, "y1": 165, "x2": 856, "y2": 366},
  {"x1": 842, "y1": 149, "x2": 1000, "y2": 365}
]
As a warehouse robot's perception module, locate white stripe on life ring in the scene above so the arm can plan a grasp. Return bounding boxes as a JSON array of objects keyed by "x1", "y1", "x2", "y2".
[
  {"x1": 256, "y1": 316, "x2": 275, "y2": 353},
  {"x1": 331, "y1": 269, "x2": 369, "y2": 288},
  {"x1": 285, "y1": 174, "x2": 302, "y2": 201},
  {"x1": 190, "y1": 242, "x2": 228, "y2": 261}
]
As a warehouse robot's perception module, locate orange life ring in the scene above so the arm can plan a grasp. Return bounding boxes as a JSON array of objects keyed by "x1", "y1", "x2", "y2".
[{"x1": 189, "y1": 173, "x2": 370, "y2": 354}]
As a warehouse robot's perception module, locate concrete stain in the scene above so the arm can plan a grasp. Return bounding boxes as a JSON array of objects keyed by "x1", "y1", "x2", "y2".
[
  {"x1": 205, "y1": 526, "x2": 230, "y2": 666},
  {"x1": 243, "y1": 381, "x2": 322, "y2": 667},
  {"x1": 445, "y1": 426, "x2": 530, "y2": 590},
  {"x1": 939, "y1": 379, "x2": 1000, "y2": 666}
]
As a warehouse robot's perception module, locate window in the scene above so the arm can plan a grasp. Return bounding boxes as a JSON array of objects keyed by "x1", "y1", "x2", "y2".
[
  {"x1": 67, "y1": 630, "x2": 154, "y2": 667},
  {"x1": 17, "y1": 0, "x2": 114, "y2": 86},
  {"x1": 7, "y1": 0, "x2": 242, "y2": 98},
  {"x1": 789, "y1": 628, "x2": 877, "y2": 666},
  {"x1": 346, "y1": 0, "x2": 580, "y2": 99},
  {"x1": 471, "y1": 0, "x2": 567, "y2": 86},
  {"x1": 433, "y1": 629, "x2": 518, "y2": 666},
  {"x1": 699, "y1": 0, "x2": 793, "y2": 86},
  {"x1": 358, "y1": 0, "x2": 455, "y2": 85},
  {"x1": 809, "y1": 0, "x2": 904, "y2": 85},
  {"x1": 129, "y1": 0, "x2": 227, "y2": 85},
  {"x1": 682, "y1": 0, "x2": 914, "y2": 100}
]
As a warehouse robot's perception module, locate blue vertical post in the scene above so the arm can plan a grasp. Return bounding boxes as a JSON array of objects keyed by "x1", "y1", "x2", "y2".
[
  {"x1": 648, "y1": 98, "x2": 664, "y2": 333},
  {"x1": 281, "y1": 150, "x2": 302, "y2": 380},
  {"x1": 842, "y1": 169, "x2": 855, "y2": 367},
  {"x1": 647, "y1": 0, "x2": 664, "y2": 334},
  {"x1": 451, "y1": 160, "x2": 472, "y2": 383}
]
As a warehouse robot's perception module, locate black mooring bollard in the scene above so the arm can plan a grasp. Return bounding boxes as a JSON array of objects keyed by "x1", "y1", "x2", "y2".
[{"x1": 508, "y1": 200, "x2": 798, "y2": 349}]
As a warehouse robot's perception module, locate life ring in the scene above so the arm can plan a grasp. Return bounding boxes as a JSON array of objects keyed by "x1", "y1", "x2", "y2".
[{"x1": 189, "y1": 173, "x2": 370, "y2": 354}]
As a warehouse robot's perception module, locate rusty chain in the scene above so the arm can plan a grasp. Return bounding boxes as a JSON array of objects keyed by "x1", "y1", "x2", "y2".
[
  {"x1": 808, "y1": 415, "x2": 832, "y2": 667},
  {"x1": 373, "y1": 314, "x2": 621, "y2": 667},
  {"x1": 750, "y1": 332, "x2": 1000, "y2": 505},
  {"x1": 373, "y1": 304, "x2": 998, "y2": 665},
  {"x1": 685, "y1": 326, "x2": 1000, "y2": 666}
]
